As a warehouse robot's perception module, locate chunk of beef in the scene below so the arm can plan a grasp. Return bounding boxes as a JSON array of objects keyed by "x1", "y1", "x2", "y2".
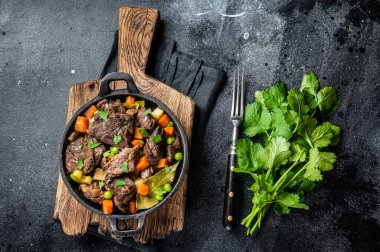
[
  {"x1": 167, "y1": 145, "x2": 177, "y2": 164},
  {"x1": 137, "y1": 108, "x2": 157, "y2": 132},
  {"x1": 172, "y1": 134, "x2": 181, "y2": 149},
  {"x1": 65, "y1": 137, "x2": 105, "y2": 175},
  {"x1": 105, "y1": 175, "x2": 136, "y2": 212},
  {"x1": 103, "y1": 146, "x2": 140, "y2": 177},
  {"x1": 80, "y1": 182, "x2": 103, "y2": 204},
  {"x1": 143, "y1": 127, "x2": 165, "y2": 165},
  {"x1": 126, "y1": 108, "x2": 137, "y2": 117},
  {"x1": 96, "y1": 99, "x2": 126, "y2": 114},
  {"x1": 140, "y1": 168, "x2": 152, "y2": 179},
  {"x1": 88, "y1": 112, "x2": 135, "y2": 148}
]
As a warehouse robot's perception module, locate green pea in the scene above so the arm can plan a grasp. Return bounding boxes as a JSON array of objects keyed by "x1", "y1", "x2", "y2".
[
  {"x1": 166, "y1": 137, "x2": 174, "y2": 145},
  {"x1": 103, "y1": 191, "x2": 113, "y2": 199},
  {"x1": 155, "y1": 194, "x2": 164, "y2": 201},
  {"x1": 164, "y1": 183, "x2": 172, "y2": 192},
  {"x1": 167, "y1": 121, "x2": 174, "y2": 127},
  {"x1": 174, "y1": 152, "x2": 183, "y2": 161},
  {"x1": 111, "y1": 146, "x2": 119, "y2": 154}
]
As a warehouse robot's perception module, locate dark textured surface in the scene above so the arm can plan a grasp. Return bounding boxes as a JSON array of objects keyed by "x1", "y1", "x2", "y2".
[{"x1": 0, "y1": 0, "x2": 379, "y2": 251}]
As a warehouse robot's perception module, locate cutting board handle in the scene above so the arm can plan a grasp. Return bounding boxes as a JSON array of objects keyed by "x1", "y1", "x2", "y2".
[{"x1": 118, "y1": 7, "x2": 158, "y2": 75}]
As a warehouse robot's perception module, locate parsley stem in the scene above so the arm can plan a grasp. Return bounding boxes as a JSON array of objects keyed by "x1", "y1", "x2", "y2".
[
  {"x1": 281, "y1": 163, "x2": 308, "y2": 190},
  {"x1": 272, "y1": 161, "x2": 299, "y2": 192}
]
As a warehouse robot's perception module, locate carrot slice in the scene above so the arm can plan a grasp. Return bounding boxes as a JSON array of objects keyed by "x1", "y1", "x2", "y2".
[
  {"x1": 128, "y1": 200, "x2": 137, "y2": 214},
  {"x1": 74, "y1": 116, "x2": 89, "y2": 133},
  {"x1": 134, "y1": 127, "x2": 143, "y2": 139},
  {"x1": 137, "y1": 183, "x2": 149, "y2": 195},
  {"x1": 136, "y1": 157, "x2": 150, "y2": 171},
  {"x1": 84, "y1": 105, "x2": 97, "y2": 119},
  {"x1": 125, "y1": 96, "x2": 135, "y2": 108},
  {"x1": 102, "y1": 200, "x2": 113, "y2": 215},
  {"x1": 158, "y1": 158, "x2": 168, "y2": 169},
  {"x1": 131, "y1": 139, "x2": 143, "y2": 147},
  {"x1": 164, "y1": 126, "x2": 174, "y2": 137},
  {"x1": 158, "y1": 114, "x2": 170, "y2": 127}
]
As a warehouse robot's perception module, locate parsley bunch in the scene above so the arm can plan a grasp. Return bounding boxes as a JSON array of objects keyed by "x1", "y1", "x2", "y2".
[{"x1": 235, "y1": 73, "x2": 341, "y2": 235}]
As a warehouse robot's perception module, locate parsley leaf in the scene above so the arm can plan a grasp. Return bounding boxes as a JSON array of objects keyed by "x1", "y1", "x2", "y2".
[
  {"x1": 113, "y1": 135, "x2": 122, "y2": 144},
  {"x1": 259, "y1": 137, "x2": 291, "y2": 171},
  {"x1": 115, "y1": 179, "x2": 127, "y2": 187},
  {"x1": 287, "y1": 88, "x2": 309, "y2": 116},
  {"x1": 88, "y1": 141, "x2": 102, "y2": 149},
  {"x1": 270, "y1": 109, "x2": 292, "y2": 140},
  {"x1": 310, "y1": 122, "x2": 333, "y2": 148},
  {"x1": 139, "y1": 128, "x2": 149, "y2": 137},
  {"x1": 243, "y1": 102, "x2": 271, "y2": 137},
  {"x1": 142, "y1": 108, "x2": 152, "y2": 117},
  {"x1": 98, "y1": 110, "x2": 108, "y2": 122},
  {"x1": 77, "y1": 159, "x2": 84, "y2": 170},
  {"x1": 98, "y1": 180, "x2": 105, "y2": 190},
  {"x1": 151, "y1": 134, "x2": 163, "y2": 144},
  {"x1": 301, "y1": 72, "x2": 319, "y2": 97},
  {"x1": 165, "y1": 165, "x2": 171, "y2": 174},
  {"x1": 317, "y1": 86, "x2": 340, "y2": 116},
  {"x1": 235, "y1": 139, "x2": 263, "y2": 172},
  {"x1": 274, "y1": 193, "x2": 309, "y2": 215},
  {"x1": 255, "y1": 81, "x2": 287, "y2": 111},
  {"x1": 121, "y1": 162, "x2": 129, "y2": 173},
  {"x1": 103, "y1": 150, "x2": 110, "y2": 157}
]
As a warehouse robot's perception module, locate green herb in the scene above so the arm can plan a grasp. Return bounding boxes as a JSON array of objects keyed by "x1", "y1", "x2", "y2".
[
  {"x1": 103, "y1": 150, "x2": 110, "y2": 158},
  {"x1": 151, "y1": 134, "x2": 162, "y2": 144},
  {"x1": 235, "y1": 73, "x2": 341, "y2": 235},
  {"x1": 98, "y1": 110, "x2": 108, "y2": 122},
  {"x1": 88, "y1": 141, "x2": 102, "y2": 149},
  {"x1": 165, "y1": 165, "x2": 171, "y2": 174},
  {"x1": 98, "y1": 180, "x2": 105, "y2": 190},
  {"x1": 115, "y1": 179, "x2": 127, "y2": 187},
  {"x1": 139, "y1": 128, "x2": 149, "y2": 137},
  {"x1": 121, "y1": 162, "x2": 129, "y2": 173},
  {"x1": 113, "y1": 135, "x2": 122, "y2": 144},
  {"x1": 78, "y1": 144, "x2": 83, "y2": 150},
  {"x1": 142, "y1": 108, "x2": 152, "y2": 117},
  {"x1": 77, "y1": 159, "x2": 84, "y2": 170},
  {"x1": 167, "y1": 121, "x2": 174, "y2": 127}
]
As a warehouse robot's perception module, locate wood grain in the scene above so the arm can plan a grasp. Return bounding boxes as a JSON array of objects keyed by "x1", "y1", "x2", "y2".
[{"x1": 54, "y1": 7, "x2": 195, "y2": 244}]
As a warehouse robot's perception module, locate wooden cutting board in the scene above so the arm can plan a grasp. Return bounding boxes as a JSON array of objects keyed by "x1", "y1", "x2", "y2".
[{"x1": 53, "y1": 7, "x2": 195, "y2": 244}]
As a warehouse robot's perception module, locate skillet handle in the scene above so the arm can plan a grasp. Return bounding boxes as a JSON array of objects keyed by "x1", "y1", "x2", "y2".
[
  {"x1": 98, "y1": 72, "x2": 139, "y2": 97},
  {"x1": 107, "y1": 215, "x2": 146, "y2": 237}
]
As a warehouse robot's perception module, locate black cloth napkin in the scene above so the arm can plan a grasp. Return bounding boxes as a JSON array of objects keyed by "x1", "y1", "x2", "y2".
[
  {"x1": 100, "y1": 30, "x2": 225, "y2": 152},
  {"x1": 96, "y1": 30, "x2": 224, "y2": 251}
]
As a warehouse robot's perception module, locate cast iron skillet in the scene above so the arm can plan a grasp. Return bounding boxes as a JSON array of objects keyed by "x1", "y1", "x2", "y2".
[{"x1": 59, "y1": 72, "x2": 189, "y2": 237}]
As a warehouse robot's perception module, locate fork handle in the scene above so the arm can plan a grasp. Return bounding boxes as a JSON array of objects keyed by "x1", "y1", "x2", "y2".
[{"x1": 223, "y1": 154, "x2": 238, "y2": 230}]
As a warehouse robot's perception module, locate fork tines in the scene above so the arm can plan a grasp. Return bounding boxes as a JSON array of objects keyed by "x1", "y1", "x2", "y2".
[{"x1": 230, "y1": 68, "x2": 244, "y2": 119}]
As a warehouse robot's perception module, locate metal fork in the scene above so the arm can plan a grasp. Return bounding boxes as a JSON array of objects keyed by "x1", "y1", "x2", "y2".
[{"x1": 223, "y1": 68, "x2": 244, "y2": 230}]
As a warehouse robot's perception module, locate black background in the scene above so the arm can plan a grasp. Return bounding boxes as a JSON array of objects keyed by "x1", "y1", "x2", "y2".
[{"x1": 0, "y1": 0, "x2": 379, "y2": 251}]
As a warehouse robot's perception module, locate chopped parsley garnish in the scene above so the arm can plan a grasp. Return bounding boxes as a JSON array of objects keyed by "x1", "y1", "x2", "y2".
[
  {"x1": 77, "y1": 159, "x2": 84, "y2": 170},
  {"x1": 121, "y1": 162, "x2": 129, "y2": 173},
  {"x1": 78, "y1": 145, "x2": 83, "y2": 150},
  {"x1": 142, "y1": 108, "x2": 152, "y2": 117},
  {"x1": 151, "y1": 134, "x2": 162, "y2": 144},
  {"x1": 98, "y1": 110, "x2": 108, "y2": 122},
  {"x1": 139, "y1": 128, "x2": 149, "y2": 137},
  {"x1": 88, "y1": 141, "x2": 102, "y2": 149},
  {"x1": 115, "y1": 179, "x2": 127, "y2": 187},
  {"x1": 113, "y1": 135, "x2": 122, "y2": 144},
  {"x1": 103, "y1": 150, "x2": 110, "y2": 158},
  {"x1": 165, "y1": 165, "x2": 171, "y2": 174},
  {"x1": 98, "y1": 180, "x2": 105, "y2": 189}
]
